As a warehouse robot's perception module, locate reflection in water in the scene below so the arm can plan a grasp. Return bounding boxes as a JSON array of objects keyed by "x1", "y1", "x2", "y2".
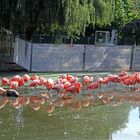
[
  {"x1": 0, "y1": 95, "x2": 134, "y2": 140},
  {"x1": 2, "y1": 72, "x2": 140, "y2": 140},
  {"x1": 1, "y1": 90, "x2": 140, "y2": 140},
  {"x1": 112, "y1": 107, "x2": 140, "y2": 140},
  {"x1": 15, "y1": 106, "x2": 23, "y2": 135},
  {"x1": 139, "y1": 107, "x2": 140, "y2": 119}
]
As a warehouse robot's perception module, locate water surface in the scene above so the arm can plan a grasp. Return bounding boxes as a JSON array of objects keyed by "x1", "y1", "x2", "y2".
[
  {"x1": 0, "y1": 72, "x2": 140, "y2": 140},
  {"x1": 0, "y1": 100, "x2": 139, "y2": 140}
]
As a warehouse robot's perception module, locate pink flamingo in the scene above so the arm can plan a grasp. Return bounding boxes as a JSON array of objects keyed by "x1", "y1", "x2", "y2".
[
  {"x1": 53, "y1": 83, "x2": 64, "y2": 93},
  {"x1": 23, "y1": 74, "x2": 30, "y2": 83},
  {"x1": 1, "y1": 77, "x2": 9, "y2": 86},
  {"x1": 63, "y1": 81, "x2": 71, "y2": 89},
  {"x1": 0, "y1": 87, "x2": 6, "y2": 94},
  {"x1": 83, "y1": 76, "x2": 93, "y2": 85},
  {"x1": 10, "y1": 75, "x2": 21, "y2": 82},
  {"x1": 118, "y1": 70, "x2": 128, "y2": 77},
  {"x1": 38, "y1": 76, "x2": 47, "y2": 86},
  {"x1": 28, "y1": 79, "x2": 41, "y2": 93},
  {"x1": 30, "y1": 74, "x2": 39, "y2": 81},
  {"x1": 86, "y1": 82, "x2": 99, "y2": 90},
  {"x1": 18, "y1": 78, "x2": 25, "y2": 87},
  {"x1": 44, "y1": 78, "x2": 54, "y2": 91},
  {"x1": 9, "y1": 81, "x2": 19, "y2": 89},
  {"x1": 69, "y1": 76, "x2": 79, "y2": 83},
  {"x1": 65, "y1": 82, "x2": 82, "y2": 93}
]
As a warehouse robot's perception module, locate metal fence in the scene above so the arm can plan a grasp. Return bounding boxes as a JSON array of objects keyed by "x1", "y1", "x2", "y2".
[
  {"x1": 13, "y1": 38, "x2": 133, "y2": 72},
  {"x1": 0, "y1": 34, "x2": 14, "y2": 64},
  {"x1": 0, "y1": 32, "x2": 139, "y2": 71},
  {"x1": 18, "y1": 34, "x2": 138, "y2": 46},
  {"x1": 19, "y1": 34, "x2": 95, "y2": 45}
]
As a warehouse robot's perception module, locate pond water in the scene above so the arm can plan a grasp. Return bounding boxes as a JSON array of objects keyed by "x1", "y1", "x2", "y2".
[
  {"x1": 0, "y1": 72, "x2": 140, "y2": 140},
  {"x1": 0, "y1": 100, "x2": 140, "y2": 140}
]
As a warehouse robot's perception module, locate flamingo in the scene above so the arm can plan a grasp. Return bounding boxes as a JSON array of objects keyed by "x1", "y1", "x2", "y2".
[
  {"x1": 134, "y1": 73, "x2": 140, "y2": 83},
  {"x1": 0, "y1": 87, "x2": 6, "y2": 94},
  {"x1": 38, "y1": 76, "x2": 47, "y2": 86},
  {"x1": 1, "y1": 77, "x2": 9, "y2": 86},
  {"x1": 63, "y1": 81, "x2": 71, "y2": 89},
  {"x1": 110, "y1": 75, "x2": 121, "y2": 83},
  {"x1": 30, "y1": 74, "x2": 39, "y2": 81},
  {"x1": 97, "y1": 77, "x2": 104, "y2": 84},
  {"x1": 59, "y1": 74, "x2": 67, "y2": 79},
  {"x1": 86, "y1": 82, "x2": 99, "y2": 90},
  {"x1": 83, "y1": 76, "x2": 93, "y2": 85},
  {"x1": 65, "y1": 82, "x2": 82, "y2": 93},
  {"x1": 118, "y1": 70, "x2": 128, "y2": 77},
  {"x1": 108, "y1": 75, "x2": 122, "y2": 90},
  {"x1": 18, "y1": 78, "x2": 25, "y2": 87},
  {"x1": 66, "y1": 75, "x2": 74, "y2": 81},
  {"x1": 44, "y1": 78, "x2": 54, "y2": 91},
  {"x1": 69, "y1": 76, "x2": 79, "y2": 83},
  {"x1": 10, "y1": 75, "x2": 21, "y2": 82},
  {"x1": 9, "y1": 81, "x2": 19, "y2": 89},
  {"x1": 23, "y1": 74, "x2": 30, "y2": 82},
  {"x1": 102, "y1": 77, "x2": 110, "y2": 85},
  {"x1": 28, "y1": 79, "x2": 41, "y2": 93},
  {"x1": 53, "y1": 83, "x2": 64, "y2": 93}
]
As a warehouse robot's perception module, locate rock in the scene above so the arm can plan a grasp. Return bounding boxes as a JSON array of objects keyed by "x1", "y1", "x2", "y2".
[{"x1": 6, "y1": 89, "x2": 19, "y2": 97}]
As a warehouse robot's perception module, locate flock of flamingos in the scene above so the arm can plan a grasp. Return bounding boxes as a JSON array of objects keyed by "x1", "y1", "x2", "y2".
[{"x1": 0, "y1": 71, "x2": 140, "y2": 114}]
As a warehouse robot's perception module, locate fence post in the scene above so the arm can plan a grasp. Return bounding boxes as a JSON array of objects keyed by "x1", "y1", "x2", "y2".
[
  {"x1": 129, "y1": 45, "x2": 134, "y2": 71},
  {"x1": 39, "y1": 34, "x2": 41, "y2": 43},
  {"x1": 82, "y1": 45, "x2": 86, "y2": 70},
  {"x1": 13, "y1": 37, "x2": 18, "y2": 62},
  {"x1": 30, "y1": 41, "x2": 33, "y2": 72}
]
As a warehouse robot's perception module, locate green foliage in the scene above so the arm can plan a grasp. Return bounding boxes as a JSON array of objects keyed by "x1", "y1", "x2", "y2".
[
  {"x1": 112, "y1": 0, "x2": 139, "y2": 31},
  {"x1": 0, "y1": 0, "x2": 140, "y2": 40},
  {"x1": 63, "y1": 0, "x2": 95, "y2": 36},
  {"x1": 93, "y1": 0, "x2": 114, "y2": 26},
  {"x1": 136, "y1": 0, "x2": 140, "y2": 16}
]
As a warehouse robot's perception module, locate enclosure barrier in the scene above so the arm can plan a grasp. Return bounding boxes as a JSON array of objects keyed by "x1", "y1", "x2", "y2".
[
  {"x1": 131, "y1": 47, "x2": 140, "y2": 71},
  {"x1": 13, "y1": 38, "x2": 136, "y2": 72},
  {"x1": 0, "y1": 34, "x2": 14, "y2": 63}
]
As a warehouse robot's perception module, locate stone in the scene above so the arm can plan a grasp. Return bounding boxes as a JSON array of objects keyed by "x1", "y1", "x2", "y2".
[{"x1": 6, "y1": 89, "x2": 19, "y2": 97}]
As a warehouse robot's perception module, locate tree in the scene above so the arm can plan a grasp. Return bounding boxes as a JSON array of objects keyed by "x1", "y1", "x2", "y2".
[
  {"x1": 0, "y1": 0, "x2": 139, "y2": 41},
  {"x1": 111, "y1": 0, "x2": 139, "y2": 32},
  {"x1": 0, "y1": 0, "x2": 115, "y2": 40}
]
